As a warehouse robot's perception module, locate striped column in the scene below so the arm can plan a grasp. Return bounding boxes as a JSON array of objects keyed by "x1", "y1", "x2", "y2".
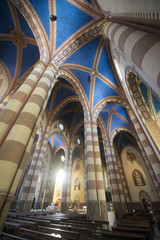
[
  {"x1": 60, "y1": 146, "x2": 71, "y2": 213},
  {"x1": 104, "y1": 144, "x2": 123, "y2": 217},
  {"x1": 12, "y1": 125, "x2": 43, "y2": 210},
  {"x1": 115, "y1": 150, "x2": 132, "y2": 210},
  {"x1": 0, "y1": 61, "x2": 45, "y2": 143},
  {"x1": 0, "y1": 94, "x2": 12, "y2": 112},
  {"x1": 0, "y1": 63, "x2": 57, "y2": 232},
  {"x1": 18, "y1": 126, "x2": 51, "y2": 212},
  {"x1": 104, "y1": 22, "x2": 160, "y2": 87},
  {"x1": 19, "y1": 76, "x2": 56, "y2": 173},
  {"x1": 129, "y1": 112, "x2": 160, "y2": 194},
  {"x1": 137, "y1": 139, "x2": 160, "y2": 196},
  {"x1": 84, "y1": 122, "x2": 108, "y2": 221}
]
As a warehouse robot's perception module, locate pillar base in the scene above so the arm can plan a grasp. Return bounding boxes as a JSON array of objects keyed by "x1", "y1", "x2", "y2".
[{"x1": 88, "y1": 201, "x2": 108, "y2": 221}]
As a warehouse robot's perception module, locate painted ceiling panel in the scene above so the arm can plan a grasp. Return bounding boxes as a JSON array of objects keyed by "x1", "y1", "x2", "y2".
[
  {"x1": 93, "y1": 77, "x2": 119, "y2": 107},
  {"x1": 53, "y1": 136, "x2": 63, "y2": 151},
  {"x1": 74, "y1": 112, "x2": 84, "y2": 127},
  {"x1": 59, "y1": 77, "x2": 74, "y2": 86},
  {"x1": 102, "y1": 104, "x2": 116, "y2": 110},
  {"x1": 120, "y1": 135, "x2": 136, "y2": 147},
  {"x1": 139, "y1": 81, "x2": 160, "y2": 114},
  {"x1": 65, "y1": 37, "x2": 100, "y2": 68},
  {"x1": 49, "y1": 136, "x2": 53, "y2": 148},
  {"x1": 152, "y1": 95, "x2": 160, "y2": 114},
  {"x1": 54, "y1": 133, "x2": 64, "y2": 144},
  {"x1": 100, "y1": 111, "x2": 109, "y2": 129},
  {"x1": 56, "y1": 0, "x2": 93, "y2": 49},
  {"x1": 78, "y1": 125, "x2": 84, "y2": 139},
  {"x1": 61, "y1": 102, "x2": 79, "y2": 111},
  {"x1": 19, "y1": 44, "x2": 39, "y2": 78},
  {"x1": 114, "y1": 132, "x2": 137, "y2": 150},
  {"x1": 115, "y1": 105, "x2": 130, "y2": 122},
  {"x1": 69, "y1": 69, "x2": 90, "y2": 100},
  {"x1": 0, "y1": 41, "x2": 17, "y2": 78},
  {"x1": 110, "y1": 114, "x2": 129, "y2": 133},
  {"x1": 72, "y1": 148, "x2": 81, "y2": 160},
  {"x1": 17, "y1": 10, "x2": 35, "y2": 39},
  {"x1": 59, "y1": 111, "x2": 74, "y2": 129},
  {"x1": 30, "y1": 0, "x2": 50, "y2": 38},
  {"x1": 47, "y1": 78, "x2": 77, "y2": 111},
  {"x1": 0, "y1": 0, "x2": 14, "y2": 34},
  {"x1": 49, "y1": 84, "x2": 77, "y2": 110},
  {"x1": 98, "y1": 46, "x2": 118, "y2": 85},
  {"x1": 139, "y1": 82, "x2": 150, "y2": 110}
]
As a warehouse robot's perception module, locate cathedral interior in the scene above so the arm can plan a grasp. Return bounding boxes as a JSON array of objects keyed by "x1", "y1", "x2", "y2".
[{"x1": 0, "y1": 0, "x2": 160, "y2": 234}]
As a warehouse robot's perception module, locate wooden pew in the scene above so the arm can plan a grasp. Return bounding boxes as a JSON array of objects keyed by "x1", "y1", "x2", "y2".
[
  {"x1": 112, "y1": 226, "x2": 151, "y2": 240},
  {"x1": 99, "y1": 229, "x2": 146, "y2": 240},
  {"x1": 58, "y1": 220, "x2": 98, "y2": 230},
  {"x1": 75, "y1": 218, "x2": 109, "y2": 225},
  {"x1": 67, "y1": 219, "x2": 109, "y2": 228},
  {"x1": 19, "y1": 228, "x2": 62, "y2": 240},
  {"x1": 3, "y1": 221, "x2": 22, "y2": 235},
  {"x1": 50, "y1": 223, "x2": 90, "y2": 237},
  {"x1": 123, "y1": 218, "x2": 150, "y2": 224},
  {"x1": 1, "y1": 232, "x2": 29, "y2": 240},
  {"x1": 117, "y1": 222, "x2": 149, "y2": 229},
  {"x1": 17, "y1": 216, "x2": 51, "y2": 226},
  {"x1": 112, "y1": 226, "x2": 149, "y2": 234},
  {"x1": 6, "y1": 218, "x2": 37, "y2": 230},
  {"x1": 38, "y1": 226, "x2": 80, "y2": 239},
  {"x1": 27, "y1": 216, "x2": 62, "y2": 224}
]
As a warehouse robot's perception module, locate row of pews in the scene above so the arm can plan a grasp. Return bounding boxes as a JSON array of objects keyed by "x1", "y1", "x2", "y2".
[{"x1": 0, "y1": 211, "x2": 152, "y2": 239}]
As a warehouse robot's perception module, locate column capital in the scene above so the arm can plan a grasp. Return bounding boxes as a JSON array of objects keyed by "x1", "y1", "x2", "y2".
[
  {"x1": 6, "y1": 94, "x2": 12, "y2": 99},
  {"x1": 47, "y1": 63, "x2": 58, "y2": 74},
  {"x1": 34, "y1": 60, "x2": 46, "y2": 70},
  {"x1": 47, "y1": 125, "x2": 51, "y2": 130},
  {"x1": 84, "y1": 121, "x2": 98, "y2": 128},
  {"x1": 99, "y1": 16, "x2": 109, "y2": 33}
]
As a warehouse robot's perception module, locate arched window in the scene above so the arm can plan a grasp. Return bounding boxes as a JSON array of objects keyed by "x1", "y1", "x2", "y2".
[
  {"x1": 74, "y1": 178, "x2": 80, "y2": 190},
  {"x1": 133, "y1": 169, "x2": 145, "y2": 186},
  {"x1": 59, "y1": 123, "x2": 64, "y2": 131}
]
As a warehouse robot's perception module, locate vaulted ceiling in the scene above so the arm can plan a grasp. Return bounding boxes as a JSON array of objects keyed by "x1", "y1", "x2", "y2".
[{"x1": 0, "y1": 0, "x2": 132, "y2": 148}]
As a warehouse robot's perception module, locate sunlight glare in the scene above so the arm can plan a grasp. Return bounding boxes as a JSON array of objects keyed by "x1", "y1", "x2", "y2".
[{"x1": 56, "y1": 169, "x2": 64, "y2": 185}]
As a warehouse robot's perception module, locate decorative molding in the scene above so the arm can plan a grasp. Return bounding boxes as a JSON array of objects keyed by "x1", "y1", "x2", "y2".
[
  {"x1": 52, "y1": 26, "x2": 102, "y2": 68},
  {"x1": 126, "y1": 72, "x2": 152, "y2": 123},
  {"x1": 11, "y1": 30, "x2": 26, "y2": 47}
]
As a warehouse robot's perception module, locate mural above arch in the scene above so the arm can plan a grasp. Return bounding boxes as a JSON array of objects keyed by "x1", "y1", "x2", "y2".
[{"x1": 127, "y1": 72, "x2": 160, "y2": 150}]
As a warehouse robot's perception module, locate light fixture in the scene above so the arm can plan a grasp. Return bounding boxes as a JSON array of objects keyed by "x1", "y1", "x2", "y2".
[{"x1": 50, "y1": 15, "x2": 57, "y2": 21}]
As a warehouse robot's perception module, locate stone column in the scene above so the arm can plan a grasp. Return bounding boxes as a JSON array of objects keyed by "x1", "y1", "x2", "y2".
[
  {"x1": 84, "y1": 122, "x2": 108, "y2": 221},
  {"x1": 129, "y1": 111, "x2": 160, "y2": 196},
  {"x1": 104, "y1": 143, "x2": 123, "y2": 219},
  {"x1": 60, "y1": 145, "x2": 72, "y2": 213},
  {"x1": 0, "y1": 94, "x2": 13, "y2": 112},
  {"x1": 17, "y1": 125, "x2": 51, "y2": 211},
  {"x1": 0, "y1": 63, "x2": 57, "y2": 233},
  {"x1": 115, "y1": 149, "x2": 132, "y2": 211}
]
